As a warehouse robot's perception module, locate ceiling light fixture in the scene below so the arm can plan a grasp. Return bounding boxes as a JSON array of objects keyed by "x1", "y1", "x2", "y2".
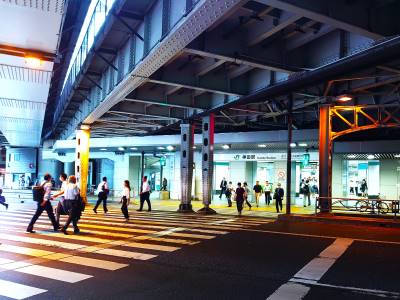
[
  {"x1": 100, "y1": 148, "x2": 107, "y2": 151},
  {"x1": 166, "y1": 145, "x2": 175, "y2": 151},
  {"x1": 25, "y1": 56, "x2": 42, "y2": 68},
  {"x1": 298, "y1": 143, "x2": 308, "y2": 147},
  {"x1": 367, "y1": 154, "x2": 375, "y2": 160},
  {"x1": 258, "y1": 144, "x2": 267, "y2": 148},
  {"x1": 336, "y1": 94, "x2": 353, "y2": 102},
  {"x1": 222, "y1": 144, "x2": 231, "y2": 150},
  {"x1": 290, "y1": 142, "x2": 297, "y2": 148},
  {"x1": 157, "y1": 146, "x2": 165, "y2": 150},
  {"x1": 395, "y1": 154, "x2": 400, "y2": 158},
  {"x1": 118, "y1": 147, "x2": 125, "y2": 151},
  {"x1": 130, "y1": 147, "x2": 138, "y2": 150},
  {"x1": 347, "y1": 154, "x2": 357, "y2": 159}
]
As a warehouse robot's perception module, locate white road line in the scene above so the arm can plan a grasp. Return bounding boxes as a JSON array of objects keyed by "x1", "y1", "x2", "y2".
[
  {"x1": 267, "y1": 238, "x2": 353, "y2": 300},
  {"x1": 290, "y1": 278, "x2": 400, "y2": 298},
  {"x1": 93, "y1": 248, "x2": 156, "y2": 260},
  {"x1": 0, "y1": 244, "x2": 128, "y2": 271},
  {"x1": 293, "y1": 238, "x2": 353, "y2": 281},
  {"x1": 14, "y1": 265, "x2": 92, "y2": 283},
  {"x1": 267, "y1": 282, "x2": 310, "y2": 300},
  {"x1": 0, "y1": 258, "x2": 15, "y2": 265},
  {"x1": 0, "y1": 279, "x2": 47, "y2": 300}
]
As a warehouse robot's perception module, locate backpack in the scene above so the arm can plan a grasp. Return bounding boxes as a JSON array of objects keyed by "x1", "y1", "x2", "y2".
[{"x1": 32, "y1": 184, "x2": 45, "y2": 202}]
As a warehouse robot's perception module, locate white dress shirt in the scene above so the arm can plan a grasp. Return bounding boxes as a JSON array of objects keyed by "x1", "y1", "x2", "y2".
[{"x1": 64, "y1": 183, "x2": 79, "y2": 200}]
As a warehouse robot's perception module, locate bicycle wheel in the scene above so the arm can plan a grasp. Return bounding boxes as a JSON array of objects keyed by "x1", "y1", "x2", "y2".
[
  {"x1": 356, "y1": 200, "x2": 369, "y2": 213},
  {"x1": 376, "y1": 202, "x2": 389, "y2": 214}
]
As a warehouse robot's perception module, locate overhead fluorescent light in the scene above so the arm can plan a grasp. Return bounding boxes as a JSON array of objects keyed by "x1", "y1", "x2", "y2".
[
  {"x1": 222, "y1": 144, "x2": 230, "y2": 150},
  {"x1": 347, "y1": 154, "x2": 356, "y2": 159},
  {"x1": 130, "y1": 147, "x2": 138, "y2": 150},
  {"x1": 100, "y1": 148, "x2": 107, "y2": 151},
  {"x1": 192, "y1": 146, "x2": 197, "y2": 149},
  {"x1": 118, "y1": 147, "x2": 125, "y2": 151},
  {"x1": 25, "y1": 56, "x2": 42, "y2": 68},
  {"x1": 298, "y1": 143, "x2": 308, "y2": 147},
  {"x1": 157, "y1": 146, "x2": 165, "y2": 150},
  {"x1": 166, "y1": 145, "x2": 175, "y2": 151},
  {"x1": 367, "y1": 154, "x2": 375, "y2": 160},
  {"x1": 290, "y1": 142, "x2": 297, "y2": 148},
  {"x1": 395, "y1": 154, "x2": 400, "y2": 158},
  {"x1": 258, "y1": 144, "x2": 267, "y2": 148}
]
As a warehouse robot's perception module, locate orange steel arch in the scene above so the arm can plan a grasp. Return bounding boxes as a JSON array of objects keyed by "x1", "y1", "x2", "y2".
[{"x1": 330, "y1": 104, "x2": 400, "y2": 140}]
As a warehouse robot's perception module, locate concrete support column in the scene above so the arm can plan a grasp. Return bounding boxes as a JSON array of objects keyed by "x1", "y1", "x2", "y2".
[
  {"x1": 75, "y1": 126, "x2": 90, "y2": 204},
  {"x1": 286, "y1": 95, "x2": 293, "y2": 214},
  {"x1": 178, "y1": 123, "x2": 194, "y2": 212},
  {"x1": 319, "y1": 105, "x2": 332, "y2": 212},
  {"x1": 198, "y1": 114, "x2": 216, "y2": 214}
]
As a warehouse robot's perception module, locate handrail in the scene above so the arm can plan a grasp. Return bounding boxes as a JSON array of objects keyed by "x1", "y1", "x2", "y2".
[{"x1": 316, "y1": 196, "x2": 400, "y2": 220}]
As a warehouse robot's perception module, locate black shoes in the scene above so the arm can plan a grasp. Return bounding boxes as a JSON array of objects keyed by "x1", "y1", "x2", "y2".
[
  {"x1": 93, "y1": 208, "x2": 97, "y2": 214},
  {"x1": 74, "y1": 228, "x2": 80, "y2": 234},
  {"x1": 5, "y1": 204, "x2": 8, "y2": 210},
  {"x1": 26, "y1": 228, "x2": 35, "y2": 233}
]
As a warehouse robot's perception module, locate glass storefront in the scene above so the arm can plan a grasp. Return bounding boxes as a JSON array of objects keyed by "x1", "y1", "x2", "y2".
[{"x1": 343, "y1": 160, "x2": 380, "y2": 197}]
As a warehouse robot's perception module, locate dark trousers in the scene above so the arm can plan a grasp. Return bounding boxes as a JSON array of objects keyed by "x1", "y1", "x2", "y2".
[
  {"x1": 265, "y1": 191, "x2": 271, "y2": 205},
  {"x1": 94, "y1": 193, "x2": 108, "y2": 212},
  {"x1": 63, "y1": 200, "x2": 79, "y2": 230},
  {"x1": 245, "y1": 196, "x2": 252, "y2": 208},
  {"x1": 275, "y1": 198, "x2": 283, "y2": 212},
  {"x1": 139, "y1": 192, "x2": 151, "y2": 211},
  {"x1": 219, "y1": 188, "x2": 226, "y2": 199},
  {"x1": 0, "y1": 199, "x2": 7, "y2": 207},
  {"x1": 121, "y1": 197, "x2": 129, "y2": 219},
  {"x1": 236, "y1": 200, "x2": 244, "y2": 212},
  {"x1": 27, "y1": 201, "x2": 58, "y2": 231}
]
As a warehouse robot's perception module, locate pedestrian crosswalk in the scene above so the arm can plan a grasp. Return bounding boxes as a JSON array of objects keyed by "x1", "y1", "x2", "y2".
[{"x1": 0, "y1": 204, "x2": 272, "y2": 299}]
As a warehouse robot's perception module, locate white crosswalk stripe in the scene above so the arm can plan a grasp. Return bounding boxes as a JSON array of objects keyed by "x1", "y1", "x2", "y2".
[
  {"x1": 0, "y1": 205, "x2": 268, "y2": 299},
  {"x1": 0, "y1": 279, "x2": 47, "y2": 299}
]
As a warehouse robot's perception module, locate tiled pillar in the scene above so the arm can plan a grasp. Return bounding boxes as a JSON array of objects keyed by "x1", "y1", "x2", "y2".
[{"x1": 75, "y1": 126, "x2": 90, "y2": 203}]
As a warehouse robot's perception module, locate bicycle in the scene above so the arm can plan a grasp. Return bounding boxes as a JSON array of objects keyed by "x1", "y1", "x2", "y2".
[{"x1": 356, "y1": 197, "x2": 389, "y2": 214}]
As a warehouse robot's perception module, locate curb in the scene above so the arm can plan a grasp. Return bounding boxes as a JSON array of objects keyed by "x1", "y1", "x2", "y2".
[{"x1": 278, "y1": 213, "x2": 400, "y2": 228}]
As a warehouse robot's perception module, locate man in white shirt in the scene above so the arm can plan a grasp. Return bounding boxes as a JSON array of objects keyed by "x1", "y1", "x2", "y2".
[
  {"x1": 138, "y1": 176, "x2": 151, "y2": 212},
  {"x1": 27, "y1": 173, "x2": 58, "y2": 233},
  {"x1": 94, "y1": 177, "x2": 109, "y2": 213}
]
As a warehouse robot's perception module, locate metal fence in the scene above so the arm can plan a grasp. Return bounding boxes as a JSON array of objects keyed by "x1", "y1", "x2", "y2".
[{"x1": 316, "y1": 196, "x2": 400, "y2": 219}]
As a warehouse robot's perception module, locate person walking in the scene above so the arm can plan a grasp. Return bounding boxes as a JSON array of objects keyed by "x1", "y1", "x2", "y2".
[
  {"x1": 93, "y1": 177, "x2": 109, "y2": 214},
  {"x1": 243, "y1": 182, "x2": 252, "y2": 210},
  {"x1": 253, "y1": 181, "x2": 263, "y2": 208},
  {"x1": 361, "y1": 179, "x2": 368, "y2": 197},
  {"x1": 264, "y1": 180, "x2": 272, "y2": 205},
  {"x1": 161, "y1": 178, "x2": 168, "y2": 191},
  {"x1": 121, "y1": 180, "x2": 131, "y2": 221},
  {"x1": 138, "y1": 176, "x2": 151, "y2": 211},
  {"x1": 273, "y1": 183, "x2": 284, "y2": 213},
  {"x1": 52, "y1": 173, "x2": 68, "y2": 226},
  {"x1": 27, "y1": 173, "x2": 58, "y2": 233},
  {"x1": 225, "y1": 181, "x2": 233, "y2": 207},
  {"x1": 0, "y1": 189, "x2": 8, "y2": 209},
  {"x1": 219, "y1": 177, "x2": 227, "y2": 199},
  {"x1": 235, "y1": 182, "x2": 246, "y2": 216},
  {"x1": 61, "y1": 176, "x2": 81, "y2": 235},
  {"x1": 303, "y1": 180, "x2": 311, "y2": 207}
]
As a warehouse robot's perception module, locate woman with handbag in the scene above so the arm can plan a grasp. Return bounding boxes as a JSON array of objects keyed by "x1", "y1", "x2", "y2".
[{"x1": 121, "y1": 180, "x2": 131, "y2": 221}]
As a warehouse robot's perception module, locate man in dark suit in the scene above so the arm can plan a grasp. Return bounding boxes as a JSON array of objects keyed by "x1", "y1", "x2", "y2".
[{"x1": 219, "y1": 177, "x2": 227, "y2": 199}]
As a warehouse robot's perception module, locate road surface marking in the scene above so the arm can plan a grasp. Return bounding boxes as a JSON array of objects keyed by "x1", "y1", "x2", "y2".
[
  {"x1": 267, "y1": 238, "x2": 353, "y2": 300},
  {"x1": 94, "y1": 248, "x2": 156, "y2": 260},
  {"x1": 14, "y1": 265, "x2": 92, "y2": 283},
  {"x1": 267, "y1": 282, "x2": 310, "y2": 300},
  {"x1": 0, "y1": 279, "x2": 47, "y2": 299},
  {"x1": 290, "y1": 278, "x2": 400, "y2": 298},
  {"x1": 293, "y1": 238, "x2": 353, "y2": 281},
  {"x1": 0, "y1": 244, "x2": 128, "y2": 270}
]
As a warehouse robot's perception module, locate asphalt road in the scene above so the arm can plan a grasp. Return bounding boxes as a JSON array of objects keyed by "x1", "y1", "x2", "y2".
[{"x1": 0, "y1": 204, "x2": 400, "y2": 300}]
